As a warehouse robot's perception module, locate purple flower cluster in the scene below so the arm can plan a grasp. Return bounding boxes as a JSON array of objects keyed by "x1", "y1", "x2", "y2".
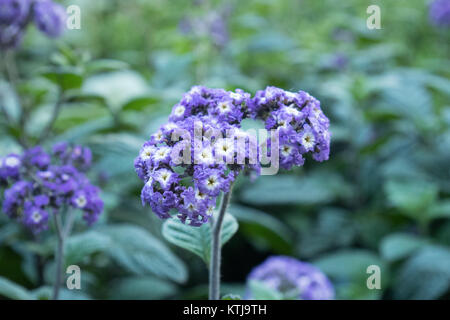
[
  {"x1": 0, "y1": 143, "x2": 103, "y2": 233},
  {"x1": 135, "y1": 86, "x2": 330, "y2": 226},
  {"x1": 0, "y1": 0, "x2": 66, "y2": 49},
  {"x1": 245, "y1": 256, "x2": 335, "y2": 300},
  {"x1": 429, "y1": 0, "x2": 450, "y2": 27},
  {"x1": 135, "y1": 86, "x2": 257, "y2": 226},
  {"x1": 250, "y1": 86, "x2": 330, "y2": 170}
]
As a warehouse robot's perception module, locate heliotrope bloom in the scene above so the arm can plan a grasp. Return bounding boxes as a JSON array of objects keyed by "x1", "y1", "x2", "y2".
[
  {"x1": 135, "y1": 86, "x2": 258, "y2": 226},
  {"x1": 429, "y1": 0, "x2": 450, "y2": 27},
  {"x1": 245, "y1": 256, "x2": 335, "y2": 300},
  {"x1": 135, "y1": 86, "x2": 330, "y2": 226},
  {"x1": 0, "y1": 143, "x2": 103, "y2": 234},
  {"x1": 0, "y1": 0, "x2": 66, "y2": 49}
]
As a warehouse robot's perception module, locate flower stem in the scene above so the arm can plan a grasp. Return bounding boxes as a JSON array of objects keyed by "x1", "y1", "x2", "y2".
[
  {"x1": 53, "y1": 213, "x2": 65, "y2": 300},
  {"x1": 209, "y1": 186, "x2": 233, "y2": 300}
]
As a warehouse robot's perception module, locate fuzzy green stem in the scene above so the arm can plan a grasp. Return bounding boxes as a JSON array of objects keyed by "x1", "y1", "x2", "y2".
[
  {"x1": 209, "y1": 186, "x2": 233, "y2": 300},
  {"x1": 52, "y1": 214, "x2": 64, "y2": 300},
  {"x1": 52, "y1": 210, "x2": 73, "y2": 300}
]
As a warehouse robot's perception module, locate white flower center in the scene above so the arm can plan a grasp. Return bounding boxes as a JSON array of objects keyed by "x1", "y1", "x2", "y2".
[
  {"x1": 40, "y1": 171, "x2": 52, "y2": 179},
  {"x1": 195, "y1": 189, "x2": 207, "y2": 200},
  {"x1": 174, "y1": 105, "x2": 185, "y2": 116},
  {"x1": 278, "y1": 119, "x2": 288, "y2": 128},
  {"x1": 301, "y1": 132, "x2": 315, "y2": 150},
  {"x1": 75, "y1": 195, "x2": 87, "y2": 208},
  {"x1": 285, "y1": 105, "x2": 300, "y2": 116},
  {"x1": 285, "y1": 91, "x2": 297, "y2": 99},
  {"x1": 215, "y1": 139, "x2": 233, "y2": 157},
  {"x1": 217, "y1": 102, "x2": 231, "y2": 113},
  {"x1": 153, "y1": 130, "x2": 164, "y2": 142},
  {"x1": 281, "y1": 145, "x2": 292, "y2": 157},
  {"x1": 157, "y1": 170, "x2": 172, "y2": 187},
  {"x1": 32, "y1": 211, "x2": 42, "y2": 223},
  {"x1": 198, "y1": 148, "x2": 213, "y2": 164},
  {"x1": 313, "y1": 107, "x2": 321, "y2": 118},
  {"x1": 206, "y1": 205, "x2": 215, "y2": 215},
  {"x1": 164, "y1": 122, "x2": 178, "y2": 131},
  {"x1": 186, "y1": 202, "x2": 196, "y2": 212},
  {"x1": 154, "y1": 147, "x2": 170, "y2": 160},
  {"x1": 205, "y1": 175, "x2": 219, "y2": 190},
  {"x1": 5, "y1": 156, "x2": 20, "y2": 167},
  {"x1": 140, "y1": 146, "x2": 154, "y2": 161},
  {"x1": 230, "y1": 92, "x2": 242, "y2": 100}
]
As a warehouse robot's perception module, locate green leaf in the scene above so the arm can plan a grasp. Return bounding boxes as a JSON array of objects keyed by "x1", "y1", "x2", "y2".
[
  {"x1": 227, "y1": 204, "x2": 292, "y2": 253},
  {"x1": 298, "y1": 208, "x2": 356, "y2": 258},
  {"x1": 85, "y1": 59, "x2": 129, "y2": 75},
  {"x1": 65, "y1": 230, "x2": 112, "y2": 266},
  {"x1": 428, "y1": 200, "x2": 450, "y2": 220},
  {"x1": 121, "y1": 96, "x2": 160, "y2": 111},
  {"x1": 385, "y1": 179, "x2": 438, "y2": 220},
  {"x1": 162, "y1": 213, "x2": 238, "y2": 264},
  {"x1": 380, "y1": 233, "x2": 428, "y2": 262},
  {"x1": 64, "y1": 93, "x2": 107, "y2": 106},
  {"x1": 239, "y1": 172, "x2": 352, "y2": 206},
  {"x1": 99, "y1": 225, "x2": 188, "y2": 283},
  {"x1": 0, "y1": 276, "x2": 33, "y2": 300},
  {"x1": 108, "y1": 277, "x2": 177, "y2": 300},
  {"x1": 394, "y1": 246, "x2": 450, "y2": 299},
  {"x1": 42, "y1": 70, "x2": 83, "y2": 91},
  {"x1": 248, "y1": 280, "x2": 282, "y2": 300}
]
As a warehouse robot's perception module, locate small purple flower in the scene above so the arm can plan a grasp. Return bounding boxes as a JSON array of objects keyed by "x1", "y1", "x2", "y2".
[
  {"x1": 429, "y1": 0, "x2": 450, "y2": 27},
  {"x1": 33, "y1": 0, "x2": 67, "y2": 37},
  {"x1": 0, "y1": 154, "x2": 21, "y2": 181},
  {"x1": 246, "y1": 256, "x2": 335, "y2": 300},
  {"x1": 23, "y1": 201, "x2": 49, "y2": 233},
  {"x1": 53, "y1": 142, "x2": 92, "y2": 171},
  {"x1": 23, "y1": 146, "x2": 51, "y2": 169}
]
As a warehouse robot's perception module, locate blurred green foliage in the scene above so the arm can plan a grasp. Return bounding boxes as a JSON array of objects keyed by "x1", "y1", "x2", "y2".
[{"x1": 0, "y1": 0, "x2": 449, "y2": 300}]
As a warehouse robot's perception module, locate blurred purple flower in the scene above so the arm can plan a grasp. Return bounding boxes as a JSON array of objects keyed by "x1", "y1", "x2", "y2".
[
  {"x1": 246, "y1": 256, "x2": 335, "y2": 300},
  {"x1": 0, "y1": 0, "x2": 30, "y2": 25},
  {"x1": 178, "y1": 6, "x2": 231, "y2": 49},
  {"x1": 0, "y1": 143, "x2": 103, "y2": 234},
  {"x1": 0, "y1": 0, "x2": 66, "y2": 49},
  {"x1": 33, "y1": 0, "x2": 66, "y2": 37},
  {"x1": 331, "y1": 53, "x2": 348, "y2": 70},
  {"x1": 429, "y1": 0, "x2": 450, "y2": 26}
]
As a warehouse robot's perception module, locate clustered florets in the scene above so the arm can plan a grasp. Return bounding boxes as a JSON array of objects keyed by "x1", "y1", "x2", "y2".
[
  {"x1": 135, "y1": 86, "x2": 330, "y2": 226},
  {"x1": 245, "y1": 256, "x2": 335, "y2": 300},
  {"x1": 0, "y1": 143, "x2": 103, "y2": 233},
  {"x1": 250, "y1": 86, "x2": 330, "y2": 170},
  {"x1": 0, "y1": 0, "x2": 66, "y2": 49}
]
